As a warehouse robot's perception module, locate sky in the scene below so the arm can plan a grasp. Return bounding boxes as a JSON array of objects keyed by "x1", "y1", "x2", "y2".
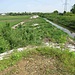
[{"x1": 0, "y1": 0, "x2": 75, "y2": 13}]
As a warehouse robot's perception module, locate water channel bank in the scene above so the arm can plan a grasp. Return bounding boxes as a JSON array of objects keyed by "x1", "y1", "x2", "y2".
[{"x1": 44, "y1": 18, "x2": 75, "y2": 38}]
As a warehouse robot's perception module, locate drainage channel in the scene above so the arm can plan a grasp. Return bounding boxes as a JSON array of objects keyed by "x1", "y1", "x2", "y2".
[{"x1": 44, "y1": 18, "x2": 75, "y2": 38}]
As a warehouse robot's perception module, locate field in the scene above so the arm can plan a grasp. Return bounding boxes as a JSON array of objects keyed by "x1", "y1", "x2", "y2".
[
  {"x1": 0, "y1": 15, "x2": 30, "y2": 29},
  {"x1": 0, "y1": 15, "x2": 30, "y2": 34},
  {"x1": 0, "y1": 15, "x2": 69, "y2": 53},
  {"x1": 40, "y1": 13, "x2": 75, "y2": 31},
  {"x1": 0, "y1": 15, "x2": 75, "y2": 75}
]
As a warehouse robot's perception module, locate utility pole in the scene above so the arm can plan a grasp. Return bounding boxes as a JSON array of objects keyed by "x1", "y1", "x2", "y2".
[{"x1": 64, "y1": 0, "x2": 68, "y2": 12}]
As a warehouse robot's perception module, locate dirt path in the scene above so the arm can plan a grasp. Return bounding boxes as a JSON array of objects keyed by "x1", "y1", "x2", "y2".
[
  {"x1": 12, "y1": 15, "x2": 39, "y2": 29},
  {"x1": 12, "y1": 19, "x2": 30, "y2": 29},
  {"x1": 12, "y1": 21, "x2": 24, "y2": 29}
]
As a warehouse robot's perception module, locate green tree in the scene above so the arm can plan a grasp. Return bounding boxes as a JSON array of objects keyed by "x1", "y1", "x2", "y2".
[
  {"x1": 53, "y1": 10, "x2": 58, "y2": 14},
  {"x1": 71, "y1": 4, "x2": 75, "y2": 14}
]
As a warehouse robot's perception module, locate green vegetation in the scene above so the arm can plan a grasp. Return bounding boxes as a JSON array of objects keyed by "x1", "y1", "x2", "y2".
[
  {"x1": 0, "y1": 14, "x2": 75, "y2": 74},
  {"x1": 71, "y1": 4, "x2": 75, "y2": 14},
  {"x1": 0, "y1": 49, "x2": 30, "y2": 71},
  {"x1": 40, "y1": 13, "x2": 75, "y2": 31},
  {"x1": 0, "y1": 15, "x2": 30, "y2": 53},
  {"x1": 37, "y1": 47, "x2": 75, "y2": 74},
  {"x1": 0, "y1": 47, "x2": 75, "y2": 75},
  {"x1": 0, "y1": 15, "x2": 30, "y2": 30},
  {"x1": 0, "y1": 16, "x2": 68, "y2": 53}
]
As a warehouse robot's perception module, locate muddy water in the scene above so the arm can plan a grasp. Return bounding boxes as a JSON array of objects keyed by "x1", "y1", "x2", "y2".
[{"x1": 44, "y1": 18, "x2": 75, "y2": 38}]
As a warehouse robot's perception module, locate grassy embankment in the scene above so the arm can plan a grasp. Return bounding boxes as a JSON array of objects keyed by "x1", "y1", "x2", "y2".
[
  {"x1": 0, "y1": 15, "x2": 69, "y2": 53},
  {"x1": 40, "y1": 13, "x2": 75, "y2": 31},
  {"x1": 0, "y1": 15, "x2": 75, "y2": 75},
  {"x1": 0, "y1": 47, "x2": 75, "y2": 75}
]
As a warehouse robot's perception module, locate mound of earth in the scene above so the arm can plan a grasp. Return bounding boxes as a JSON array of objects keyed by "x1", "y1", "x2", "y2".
[{"x1": 0, "y1": 54, "x2": 63, "y2": 75}]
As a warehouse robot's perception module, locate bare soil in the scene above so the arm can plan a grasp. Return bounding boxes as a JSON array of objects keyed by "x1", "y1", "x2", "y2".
[{"x1": 0, "y1": 54, "x2": 62, "y2": 75}]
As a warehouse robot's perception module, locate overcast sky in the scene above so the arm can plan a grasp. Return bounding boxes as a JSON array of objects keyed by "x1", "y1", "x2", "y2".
[{"x1": 0, "y1": 0, "x2": 75, "y2": 13}]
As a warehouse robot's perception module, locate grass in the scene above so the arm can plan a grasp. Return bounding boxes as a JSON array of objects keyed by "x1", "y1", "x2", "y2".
[
  {"x1": 0, "y1": 49, "x2": 29, "y2": 71},
  {"x1": 0, "y1": 47, "x2": 75, "y2": 75},
  {"x1": 41, "y1": 13, "x2": 75, "y2": 31},
  {"x1": 0, "y1": 15, "x2": 30, "y2": 29}
]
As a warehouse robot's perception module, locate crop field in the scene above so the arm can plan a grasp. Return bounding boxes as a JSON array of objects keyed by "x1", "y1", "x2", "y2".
[
  {"x1": 0, "y1": 15, "x2": 69, "y2": 53},
  {"x1": 40, "y1": 13, "x2": 75, "y2": 31},
  {"x1": 0, "y1": 15, "x2": 30, "y2": 29}
]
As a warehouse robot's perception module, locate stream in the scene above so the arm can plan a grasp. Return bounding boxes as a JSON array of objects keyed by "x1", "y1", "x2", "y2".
[{"x1": 44, "y1": 18, "x2": 75, "y2": 38}]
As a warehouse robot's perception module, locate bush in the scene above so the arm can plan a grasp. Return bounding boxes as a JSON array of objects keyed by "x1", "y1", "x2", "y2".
[{"x1": 0, "y1": 37, "x2": 10, "y2": 53}]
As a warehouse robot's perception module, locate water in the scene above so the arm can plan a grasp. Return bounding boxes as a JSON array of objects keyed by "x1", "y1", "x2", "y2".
[{"x1": 44, "y1": 18, "x2": 75, "y2": 38}]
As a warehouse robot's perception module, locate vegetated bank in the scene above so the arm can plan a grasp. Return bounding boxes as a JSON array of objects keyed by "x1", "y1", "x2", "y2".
[
  {"x1": 39, "y1": 13, "x2": 75, "y2": 32},
  {"x1": 0, "y1": 47, "x2": 75, "y2": 75},
  {"x1": 0, "y1": 15, "x2": 75, "y2": 75},
  {"x1": 0, "y1": 15, "x2": 69, "y2": 53}
]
